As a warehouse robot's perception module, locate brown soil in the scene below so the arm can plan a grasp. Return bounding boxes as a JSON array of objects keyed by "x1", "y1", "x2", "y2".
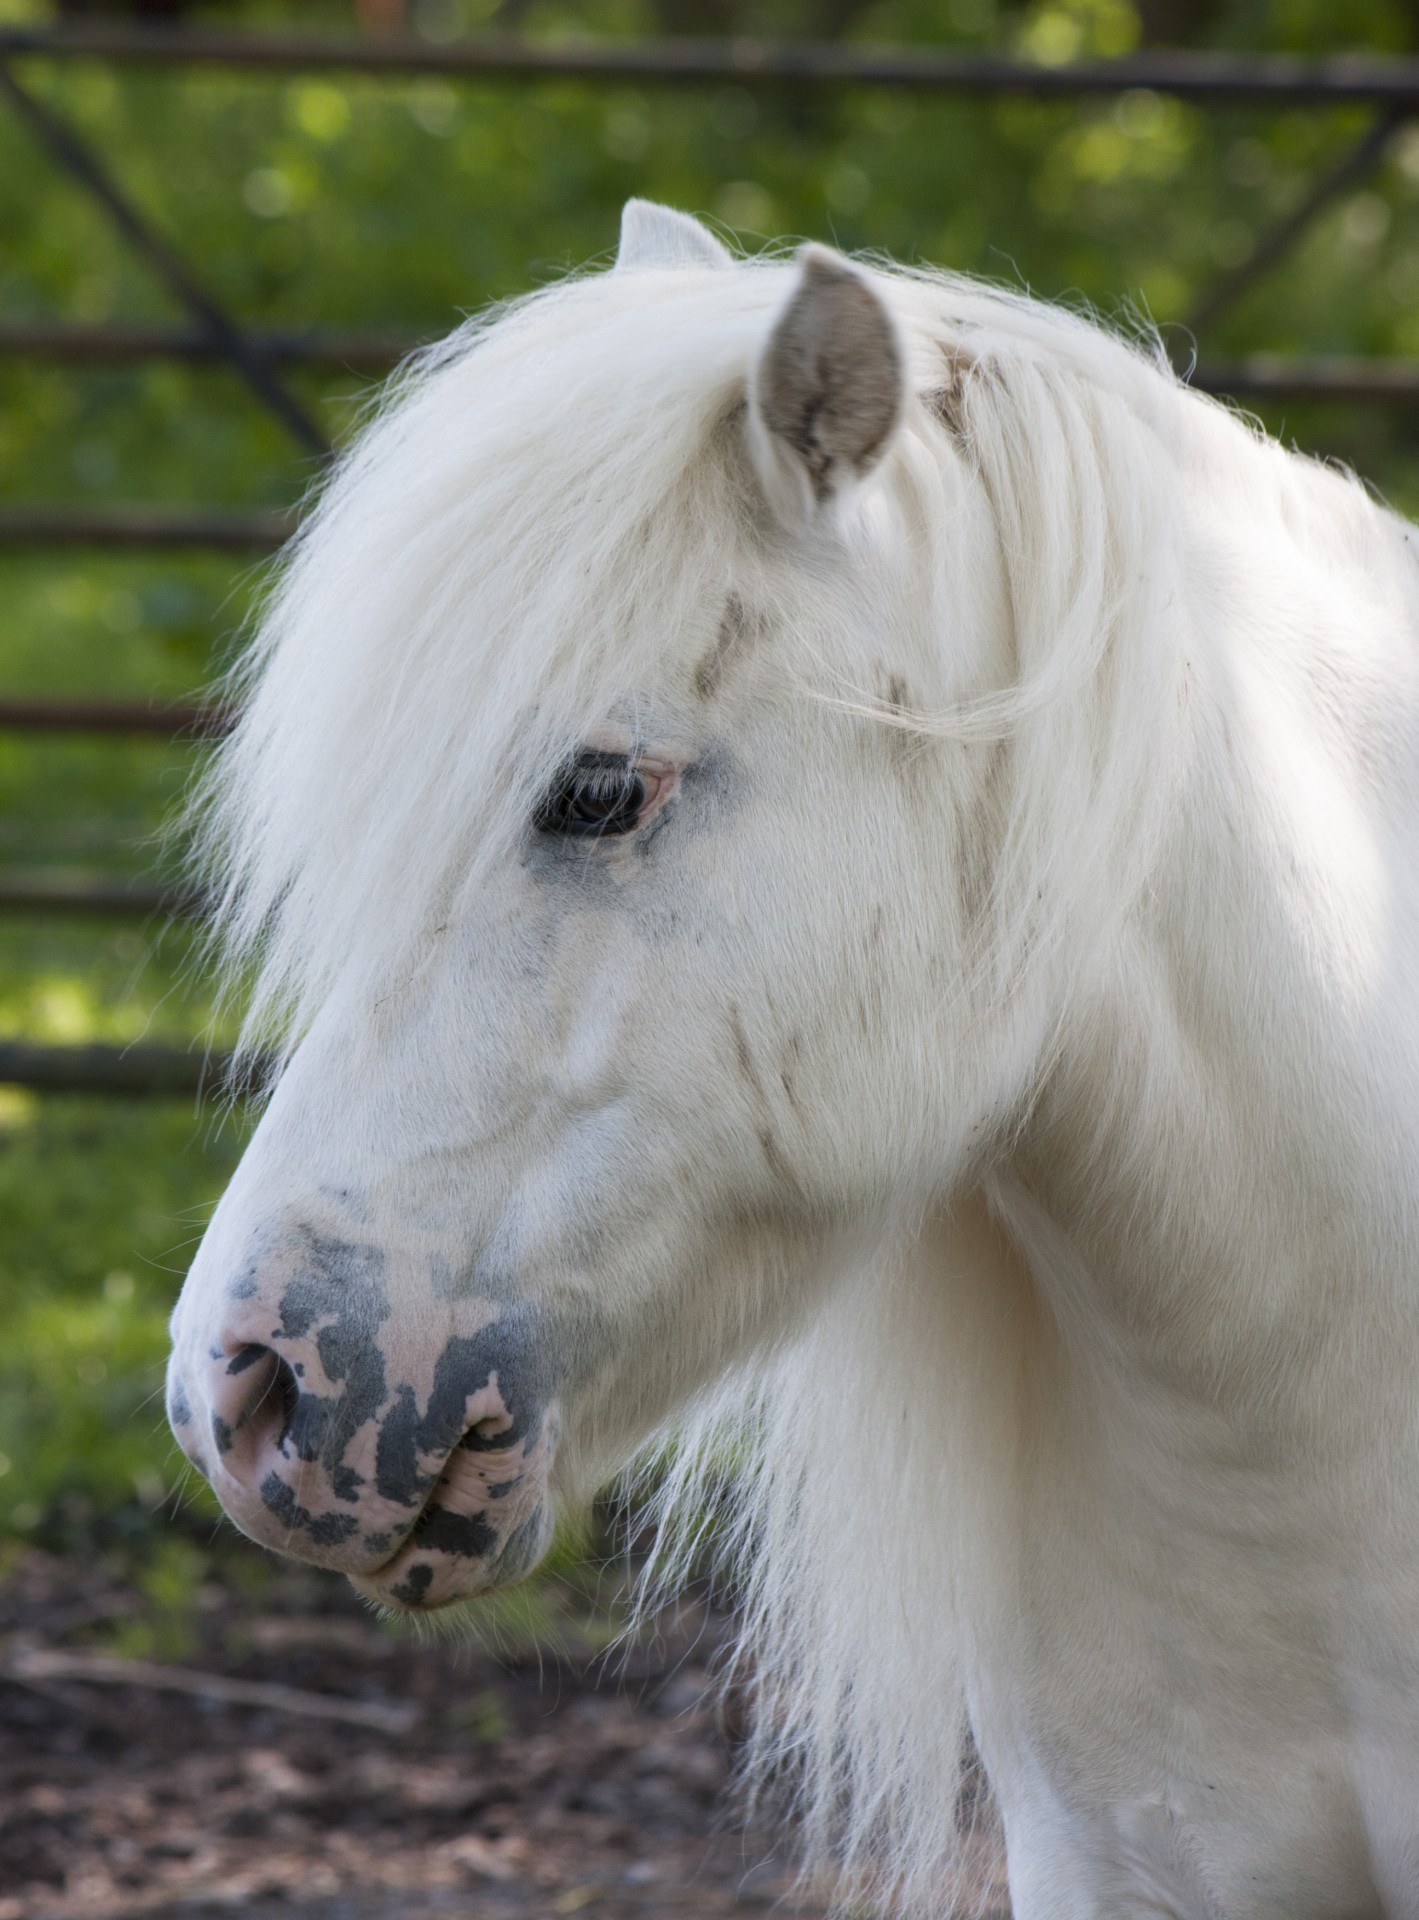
[
  {"x1": 0, "y1": 1539, "x2": 1009, "y2": 1920},
  {"x1": 0, "y1": 1536, "x2": 812, "y2": 1920}
]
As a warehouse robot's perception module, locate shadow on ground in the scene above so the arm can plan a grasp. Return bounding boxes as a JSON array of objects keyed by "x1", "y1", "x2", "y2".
[{"x1": 0, "y1": 1537, "x2": 840, "y2": 1920}]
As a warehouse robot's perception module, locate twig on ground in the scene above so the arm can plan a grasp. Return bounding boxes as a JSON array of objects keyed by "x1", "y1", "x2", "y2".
[{"x1": 4, "y1": 1647, "x2": 420, "y2": 1736}]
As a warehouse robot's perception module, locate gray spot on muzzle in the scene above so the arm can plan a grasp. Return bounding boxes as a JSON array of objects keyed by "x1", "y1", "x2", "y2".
[
  {"x1": 259, "y1": 1472, "x2": 362, "y2": 1548},
  {"x1": 228, "y1": 1273, "x2": 259, "y2": 1302},
  {"x1": 410, "y1": 1505, "x2": 497, "y2": 1558},
  {"x1": 377, "y1": 1498, "x2": 551, "y2": 1610},
  {"x1": 276, "y1": 1230, "x2": 388, "y2": 1344},
  {"x1": 389, "y1": 1564, "x2": 435, "y2": 1608},
  {"x1": 373, "y1": 1305, "x2": 551, "y2": 1510},
  {"x1": 270, "y1": 1228, "x2": 392, "y2": 1497}
]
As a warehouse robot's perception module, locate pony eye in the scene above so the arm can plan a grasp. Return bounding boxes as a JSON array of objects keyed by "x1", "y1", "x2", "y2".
[{"x1": 535, "y1": 751, "x2": 649, "y2": 839}]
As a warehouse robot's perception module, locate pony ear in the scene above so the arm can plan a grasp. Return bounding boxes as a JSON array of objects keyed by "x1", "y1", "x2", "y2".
[
  {"x1": 749, "y1": 245, "x2": 904, "y2": 519},
  {"x1": 616, "y1": 199, "x2": 732, "y2": 272}
]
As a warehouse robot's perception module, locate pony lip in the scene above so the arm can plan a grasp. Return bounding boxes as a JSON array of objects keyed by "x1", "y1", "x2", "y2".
[
  {"x1": 351, "y1": 1411, "x2": 560, "y2": 1611},
  {"x1": 348, "y1": 1496, "x2": 551, "y2": 1612}
]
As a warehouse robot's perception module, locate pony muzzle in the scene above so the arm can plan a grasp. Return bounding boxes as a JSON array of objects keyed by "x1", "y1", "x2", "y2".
[{"x1": 167, "y1": 1311, "x2": 561, "y2": 1607}]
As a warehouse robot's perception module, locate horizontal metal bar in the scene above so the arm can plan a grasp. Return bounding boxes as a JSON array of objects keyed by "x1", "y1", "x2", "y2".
[
  {"x1": 0, "y1": 1038, "x2": 239, "y2": 1095},
  {"x1": 1190, "y1": 356, "x2": 1419, "y2": 401},
  {"x1": 6, "y1": 325, "x2": 1419, "y2": 410},
  {"x1": 6, "y1": 27, "x2": 1419, "y2": 107},
  {"x1": 0, "y1": 505, "x2": 293, "y2": 551},
  {"x1": 0, "y1": 870, "x2": 202, "y2": 917},
  {"x1": 0, "y1": 373, "x2": 1411, "y2": 565},
  {"x1": 0, "y1": 698, "x2": 231, "y2": 736},
  {"x1": 0, "y1": 320, "x2": 418, "y2": 373}
]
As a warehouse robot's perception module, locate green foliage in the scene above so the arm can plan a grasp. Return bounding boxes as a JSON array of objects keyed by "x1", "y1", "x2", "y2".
[
  {"x1": 4, "y1": 0, "x2": 1419, "y2": 1561},
  {"x1": 0, "y1": 1087, "x2": 245, "y2": 1539}
]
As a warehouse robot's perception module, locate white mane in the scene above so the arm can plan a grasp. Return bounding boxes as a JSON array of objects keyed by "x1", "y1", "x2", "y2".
[{"x1": 195, "y1": 245, "x2": 1413, "y2": 1911}]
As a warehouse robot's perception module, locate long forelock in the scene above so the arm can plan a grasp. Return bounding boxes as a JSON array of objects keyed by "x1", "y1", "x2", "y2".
[
  {"x1": 194, "y1": 246, "x2": 1213, "y2": 1071},
  {"x1": 195, "y1": 266, "x2": 785, "y2": 1059}
]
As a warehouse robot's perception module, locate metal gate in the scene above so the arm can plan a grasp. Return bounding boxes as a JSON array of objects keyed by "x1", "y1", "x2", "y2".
[{"x1": 3, "y1": 19, "x2": 1416, "y2": 1093}]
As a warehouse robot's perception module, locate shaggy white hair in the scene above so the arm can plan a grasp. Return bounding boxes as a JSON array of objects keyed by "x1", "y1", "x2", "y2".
[
  {"x1": 197, "y1": 252, "x2": 1223, "y2": 1063},
  {"x1": 194, "y1": 239, "x2": 1398, "y2": 1912}
]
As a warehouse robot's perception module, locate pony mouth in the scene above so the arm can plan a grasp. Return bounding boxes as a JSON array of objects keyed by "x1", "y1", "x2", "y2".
[
  {"x1": 351, "y1": 1505, "x2": 550, "y2": 1611},
  {"x1": 351, "y1": 1432, "x2": 555, "y2": 1611}
]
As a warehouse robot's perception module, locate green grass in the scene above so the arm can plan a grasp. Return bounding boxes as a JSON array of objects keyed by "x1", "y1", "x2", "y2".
[
  {"x1": 0, "y1": 543, "x2": 253, "y2": 1549},
  {"x1": 0, "y1": 547, "x2": 254, "y2": 1548},
  {"x1": 0, "y1": 1087, "x2": 249, "y2": 1541}
]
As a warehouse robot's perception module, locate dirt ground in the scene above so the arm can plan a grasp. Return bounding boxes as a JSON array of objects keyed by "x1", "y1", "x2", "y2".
[{"x1": 0, "y1": 1537, "x2": 1011, "y2": 1920}]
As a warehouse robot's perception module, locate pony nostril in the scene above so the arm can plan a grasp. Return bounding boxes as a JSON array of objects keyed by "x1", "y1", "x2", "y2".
[
  {"x1": 211, "y1": 1343, "x2": 301, "y2": 1460},
  {"x1": 261, "y1": 1353, "x2": 301, "y2": 1445}
]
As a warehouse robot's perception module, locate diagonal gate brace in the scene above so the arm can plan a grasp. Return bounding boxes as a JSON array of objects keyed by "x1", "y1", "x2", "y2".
[
  {"x1": 1187, "y1": 107, "x2": 1412, "y2": 340},
  {"x1": 0, "y1": 56, "x2": 330, "y2": 460}
]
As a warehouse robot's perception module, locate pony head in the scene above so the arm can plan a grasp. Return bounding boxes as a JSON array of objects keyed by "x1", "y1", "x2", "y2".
[{"x1": 167, "y1": 202, "x2": 1172, "y2": 1609}]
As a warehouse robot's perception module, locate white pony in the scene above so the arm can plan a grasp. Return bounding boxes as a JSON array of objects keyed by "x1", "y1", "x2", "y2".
[{"x1": 168, "y1": 200, "x2": 1419, "y2": 1918}]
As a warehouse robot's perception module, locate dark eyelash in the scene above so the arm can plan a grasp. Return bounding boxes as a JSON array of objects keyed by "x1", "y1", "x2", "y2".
[{"x1": 534, "y1": 751, "x2": 647, "y2": 839}]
